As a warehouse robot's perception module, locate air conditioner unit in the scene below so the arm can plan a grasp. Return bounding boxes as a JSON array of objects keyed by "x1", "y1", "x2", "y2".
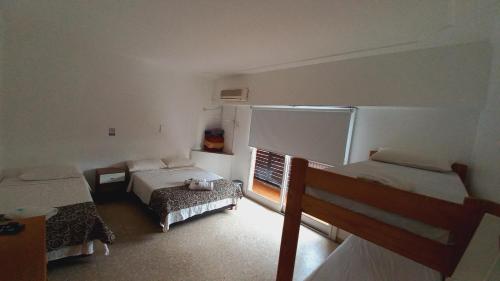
[{"x1": 220, "y1": 88, "x2": 248, "y2": 102}]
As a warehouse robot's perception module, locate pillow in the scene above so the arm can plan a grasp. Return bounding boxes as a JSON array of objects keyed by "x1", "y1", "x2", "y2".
[
  {"x1": 370, "y1": 148, "x2": 452, "y2": 172},
  {"x1": 126, "y1": 159, "x2": 167, "y2": 172},
  {"x1": 19, "y1": 165, "x2": 81, "y2": 181},
  {"x1": 163, "y1": 157, "x2": 195, "y2": 169}
]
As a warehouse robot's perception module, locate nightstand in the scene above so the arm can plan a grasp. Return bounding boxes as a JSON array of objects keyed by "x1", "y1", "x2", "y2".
[{"x1": 94, "y1": 167, "x2": 128, "y2": 200}]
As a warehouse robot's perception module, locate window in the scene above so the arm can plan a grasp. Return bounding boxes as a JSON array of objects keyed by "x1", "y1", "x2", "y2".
[
  {"x1": 248, "y1": 106, "x2": 355, "y2": 235},
  {"x1": 254, "y1": 149, "x2": 286, "y2": 187}
]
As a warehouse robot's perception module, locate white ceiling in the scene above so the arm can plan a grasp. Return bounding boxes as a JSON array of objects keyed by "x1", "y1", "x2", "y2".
[{"x1": 0, "y1": 0, "x2": 496, "y2": 76}]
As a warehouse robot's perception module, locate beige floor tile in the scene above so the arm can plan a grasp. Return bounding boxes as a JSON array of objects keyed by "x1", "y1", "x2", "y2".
[{"x1": 47, "y1": 197, "x2": 336, "y2": 281}]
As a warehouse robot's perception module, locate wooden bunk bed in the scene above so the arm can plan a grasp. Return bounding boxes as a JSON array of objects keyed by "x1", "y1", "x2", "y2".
[{"x1": 276, "y1": 156, "x2": 500, "y2": 281}]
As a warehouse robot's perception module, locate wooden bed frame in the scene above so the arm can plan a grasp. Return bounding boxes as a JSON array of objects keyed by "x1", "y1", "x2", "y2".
[{"x1": 276, "y1": 156, "x2": 500, "y2": 281}]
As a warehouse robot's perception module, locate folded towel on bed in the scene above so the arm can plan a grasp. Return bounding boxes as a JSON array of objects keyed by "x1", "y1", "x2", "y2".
[{"x1": 186, "y1": 179, "x2": 214, "y2": 191}]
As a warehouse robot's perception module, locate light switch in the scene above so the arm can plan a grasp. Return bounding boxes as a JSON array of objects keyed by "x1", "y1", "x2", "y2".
[{"x1": 109, "y1": 128, "x2": 116, "y2": 136}]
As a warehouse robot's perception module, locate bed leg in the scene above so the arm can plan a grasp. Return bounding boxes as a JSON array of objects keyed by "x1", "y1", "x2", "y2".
[
  {"x1": 103, "y1": 243, "x2": 110, "y2": 256},
  {"x1": 230, "y1": 204, "x2": 238, "y2": 210},
  {"x1": 162, "y1": 225, "x2": 169, "y2": 232},
  {"x1": 160, "y1": 221, "x2": 169, "y2": 232}
]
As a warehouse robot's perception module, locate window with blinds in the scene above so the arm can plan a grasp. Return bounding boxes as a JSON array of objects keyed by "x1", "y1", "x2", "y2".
[{"x1": 254, "y1": 149, "x2": 286, "y2": 187}]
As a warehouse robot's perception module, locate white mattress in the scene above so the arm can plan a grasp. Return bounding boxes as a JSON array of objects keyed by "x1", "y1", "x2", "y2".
[
  {"x1": 306, "y1": 160, "x2": 468, "y2": 241},
  {"x1": 127, "y1": 166, "x2": 222, "y2": 205},
  {"x1": 127, "y1": 166, "x2": 237, "y2": 231},
  {"x1": 305, "y1": 160, "x2": 468, "y2": 281},
  {"x1": 0, "y1": 176, "x2": 92, "y2": 213},
  {"x1": 306, "y1": 235, "x2": 441, "y2": 281},
  {"x1": 0, "y1": 175, "x2": 97, "y2": 261}
]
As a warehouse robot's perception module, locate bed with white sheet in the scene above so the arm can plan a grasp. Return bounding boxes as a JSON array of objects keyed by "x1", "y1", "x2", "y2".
[
  {"x1": 306, "y1": 235, "x2": 442, "y2": 281},
  {"x1": 305, "y1": 159, "x2": 469, "y2": 281},
  {"x1": 127, "y1": 166, "x2": 243, "y2": 231},
  {"x1": 0, "y1": 168, "x2": 115, "y2": 261},
  {"x1": 308, "y1": 160, "x2": 468, "y2": 241}
]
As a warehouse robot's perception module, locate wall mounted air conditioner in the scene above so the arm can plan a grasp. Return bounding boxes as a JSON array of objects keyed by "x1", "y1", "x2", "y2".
[{"x1": 220, "y1": 88, "x2": 249, "y2": 102}]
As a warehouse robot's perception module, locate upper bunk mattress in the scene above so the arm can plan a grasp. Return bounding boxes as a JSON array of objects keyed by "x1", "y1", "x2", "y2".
[{"x1": 306, "y1": 160, "x2": 468, "y2": 241}]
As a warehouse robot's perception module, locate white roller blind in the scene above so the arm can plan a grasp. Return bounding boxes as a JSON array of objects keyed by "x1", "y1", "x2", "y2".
[{"x1": 249, "y1": 107, "x2": 354, "y2": 165}]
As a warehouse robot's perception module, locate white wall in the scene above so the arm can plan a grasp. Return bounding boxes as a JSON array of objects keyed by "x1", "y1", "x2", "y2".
[
  {"x1": 196, "y1": 107, "x2": 223, "y2": 150},
  {"x1": 350, "y1": 107, "x2": 480, "y2": 164},
  {"x1": 470, "y1": 12, "x2": 500, "y2": 202},
  {"x1": 221, "y1": 105, "x2": 237, "y2": 154},
  {"x1": 0, "y1": 10, "x2": 5, "y2": 171},
  {"x1": 191, "y1": 150, "x2": 233, "y2": 179},
  {"x1": 2, "y1": 69, "x2": 212, "y2": 171},
  {"x1": 0, "y1": 10, "x2": 215, "y2": 183},
  {"x1": 228, "y1": 106, "x2": 253, "y2": 191},
  {"x1": 216, "y1": 42, "x2": 491, "y2": 108}
]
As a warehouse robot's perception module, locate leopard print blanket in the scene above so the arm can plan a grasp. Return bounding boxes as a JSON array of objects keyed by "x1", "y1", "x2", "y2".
[
  {"x1": 46, "y1": 202, "x2": 115, "y2": 252},
  {"x1": 149, "y1": 179, "x2": 243, "y2": 226}
]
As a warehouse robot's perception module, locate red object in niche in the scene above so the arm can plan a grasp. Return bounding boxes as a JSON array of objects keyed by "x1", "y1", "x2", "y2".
[
  {"x1": 203, "y1": 129, "x2": 224, "y2": 152},
  {"x1": 205, "y1": 135, "x2": 224, "y2": 142}
]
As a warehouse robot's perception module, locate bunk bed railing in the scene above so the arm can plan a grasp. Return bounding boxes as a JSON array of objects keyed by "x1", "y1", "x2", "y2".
[{"x1": 276, "y1": 158, "x2": 490, "y2": 281}]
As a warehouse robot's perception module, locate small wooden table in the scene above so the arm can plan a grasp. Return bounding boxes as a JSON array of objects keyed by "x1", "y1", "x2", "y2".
[{"x1": 0, "y1": 216, "x2": 46, "y2": 281}]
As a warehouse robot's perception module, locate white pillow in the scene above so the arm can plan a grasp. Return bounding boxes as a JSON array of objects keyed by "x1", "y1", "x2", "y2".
[
  {"x1": 163, "y1": 157, "x2": 195, "y2": 169},
  {"x1": 19, "y1": 165, "x2": 81, "y2": 181},
  {"x1": 370, "y1": 148, "x2": 452, "y2": 172},
  {"x1": 126, "y1": 159, "x2": 166, "y2": 172}
]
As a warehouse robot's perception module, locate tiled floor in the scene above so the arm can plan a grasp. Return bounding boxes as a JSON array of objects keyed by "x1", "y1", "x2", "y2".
[{"x1": 47, "y1": 197, "x2": 336, "y2": 281}]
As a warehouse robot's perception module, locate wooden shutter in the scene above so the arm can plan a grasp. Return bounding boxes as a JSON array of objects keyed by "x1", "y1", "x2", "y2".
[{"x1": 254, "y1": 149, "x2": 285, "y2": 187}]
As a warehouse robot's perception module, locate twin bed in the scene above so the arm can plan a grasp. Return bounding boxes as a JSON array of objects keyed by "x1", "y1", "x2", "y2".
[
  {"x1": 278, "y1": 149, "x2": 500, "y2": 281},
  {"x1": 127, "y1": 164, "x2": 243, "y2": 232},
  {"x1": 0, "y1": 169, "x2": 114, "y2": 261}
]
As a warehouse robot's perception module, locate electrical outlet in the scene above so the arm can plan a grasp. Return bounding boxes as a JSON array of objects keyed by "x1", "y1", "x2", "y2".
[{"x1": 109, "y1": 128, "x2": 116, "y2": 136}]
